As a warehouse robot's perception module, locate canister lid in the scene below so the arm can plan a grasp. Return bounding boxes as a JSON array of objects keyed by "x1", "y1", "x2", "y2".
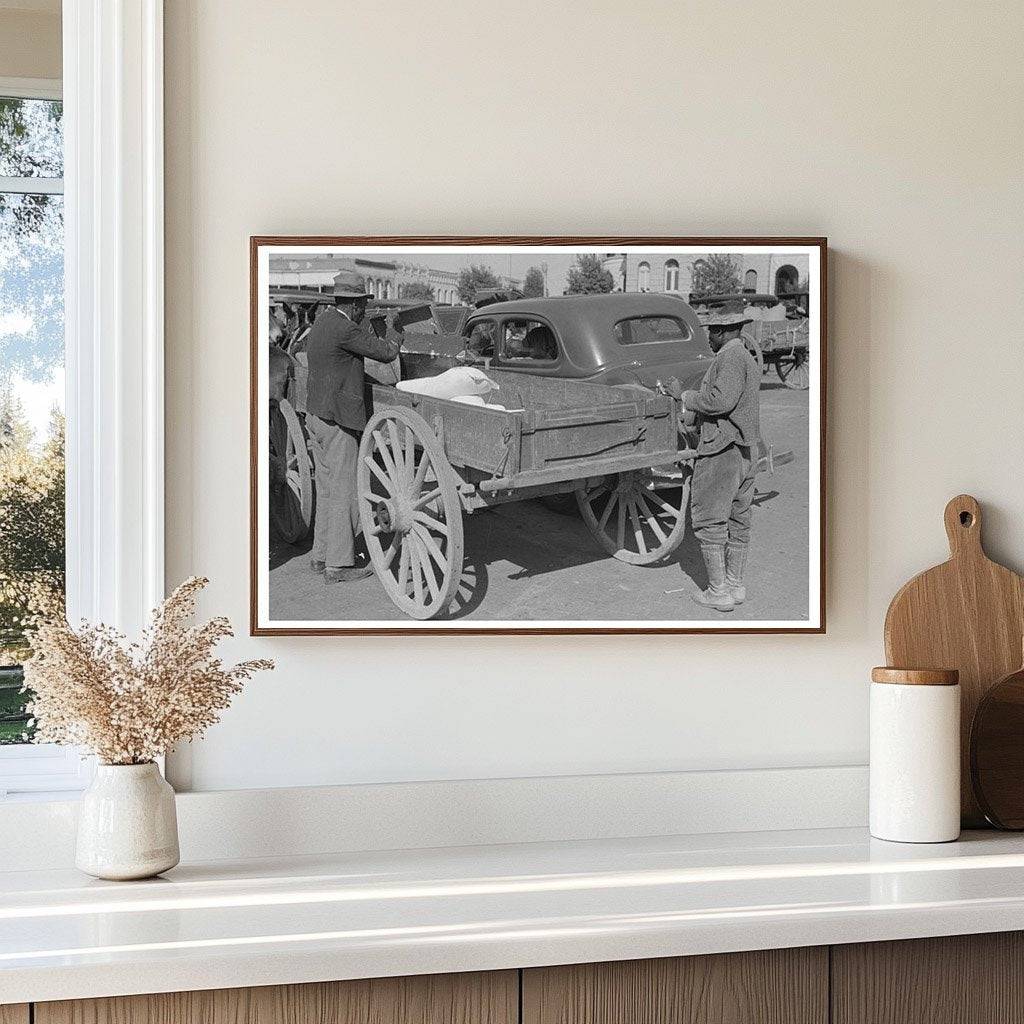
[{"x1": 871, "y1": 667, "x2": 959, "y2": 686}]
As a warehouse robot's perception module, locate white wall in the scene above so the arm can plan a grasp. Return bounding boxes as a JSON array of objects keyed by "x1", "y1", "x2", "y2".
[{"x1": 164, "y1": 0, "x2": 1024, "y2": 792}]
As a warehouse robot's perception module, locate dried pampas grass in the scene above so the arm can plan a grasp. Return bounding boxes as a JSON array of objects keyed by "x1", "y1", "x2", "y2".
[{"x1": 22, "y1": 576, "x2": 273, "y2": 765}]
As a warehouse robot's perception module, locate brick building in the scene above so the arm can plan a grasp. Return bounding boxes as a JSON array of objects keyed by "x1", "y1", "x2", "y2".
[
  {"x1": 599, "y1": 253, "x2": 810, "y2": 298},
  {"x1": 269, "y1": 255, "x2": 519, "y2": 305}
]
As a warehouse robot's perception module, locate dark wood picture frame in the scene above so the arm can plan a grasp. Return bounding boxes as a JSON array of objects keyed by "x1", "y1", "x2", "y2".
[{"x1": 251, "y1": 236, "x2": 827, "y2": 636}]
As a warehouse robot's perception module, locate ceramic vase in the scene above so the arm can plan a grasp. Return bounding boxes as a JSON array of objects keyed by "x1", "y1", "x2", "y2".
[{"x1": 76, "y1": 762, "x2": 180, "y2": 880}]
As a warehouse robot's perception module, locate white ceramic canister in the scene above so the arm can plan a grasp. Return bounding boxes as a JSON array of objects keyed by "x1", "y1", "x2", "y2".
[
  {"x1": 76, "y1": 762, "x2": 180, "y2": 880},
  {"x1": 869, "y1": 667, "x2": 961, "y2": 843}
]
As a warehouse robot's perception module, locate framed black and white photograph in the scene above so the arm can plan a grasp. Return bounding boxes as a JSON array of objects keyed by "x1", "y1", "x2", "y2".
[{"x1": 251, "y1": 237, "x2": 826, "y2": 634}]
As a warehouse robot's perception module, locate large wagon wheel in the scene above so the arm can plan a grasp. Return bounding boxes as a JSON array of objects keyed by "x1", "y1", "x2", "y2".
[
  {"x1": 269, "y1": 398, "x2": 313, "y2": 543},
  {"x1": 776, "y1": 348, "x2": 810, "y2": 389},
  {"x1": 358, "y1": 407, "x2": 464, "y2": 620},
  {"x1": 576, "y1": 466, "x2": 692, "y2": 565},
  {"x1": 740, "y1": 324, "x2": 765, "y2": 376}
]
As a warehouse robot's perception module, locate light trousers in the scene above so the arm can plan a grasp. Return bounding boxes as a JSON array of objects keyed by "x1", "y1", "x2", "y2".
[{"x1": 306, "y1": 413, "x2": 361, "y2": 568}]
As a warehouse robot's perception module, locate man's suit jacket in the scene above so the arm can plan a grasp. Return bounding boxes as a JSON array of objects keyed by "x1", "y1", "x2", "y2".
[{"x1": 305, "y1": 307, "x2": 402, "y2": 432}]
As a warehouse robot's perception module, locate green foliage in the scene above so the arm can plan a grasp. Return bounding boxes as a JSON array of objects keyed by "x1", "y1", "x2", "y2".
[
  {"x1": 401, "y1": 281, "x2": 435, "y2": 301},
  {"x1": 522, "y1": 266, "x2": 546, "y2": 298},
  {"x1": 457, "y1": 264, "x2": 500, "y2": 303},
  {"x1": 565, "y1": 254, "x2": 614, "y2": 295},
  {"x1": 0, "y1": 396, "x2": 65, "y2": 668},
  {"x1": 690, "y1": 254, "x2": 742, "y2": 297}
]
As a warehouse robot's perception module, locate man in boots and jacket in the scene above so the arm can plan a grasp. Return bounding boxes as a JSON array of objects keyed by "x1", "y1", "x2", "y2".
[
  {"x1": 305, "y1": 269, "x2": 404, "y2": 584},
  {"x1": 668, "y1": 300, "x2": 761, "y2": 612}
]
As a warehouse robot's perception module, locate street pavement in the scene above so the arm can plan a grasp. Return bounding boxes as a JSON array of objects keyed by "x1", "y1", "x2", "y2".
[{"x1": 268, "y1": 383, "x2": 811, "y2": 623}]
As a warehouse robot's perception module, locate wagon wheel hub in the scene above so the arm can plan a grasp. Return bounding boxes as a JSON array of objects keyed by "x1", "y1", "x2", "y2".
[{"x1": 381, "y1": 495, "x2": 417, "y2": 535}]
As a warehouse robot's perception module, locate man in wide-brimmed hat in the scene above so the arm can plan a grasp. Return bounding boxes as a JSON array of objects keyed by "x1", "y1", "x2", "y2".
[
  {"x1": 667, "y1": 299, "x2": 761, "y2": 612},
  {"x1": 305, "y1": 268, "x2": 404, "y2": 584}
]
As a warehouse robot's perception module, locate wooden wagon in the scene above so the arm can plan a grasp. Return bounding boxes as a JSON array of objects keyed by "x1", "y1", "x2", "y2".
[
  {"x1": 357, "y1": 371, "x2": 696, "y2": 620},
  {"x1": 743, "y1": 318, "x2": 811, "y2": 389}
]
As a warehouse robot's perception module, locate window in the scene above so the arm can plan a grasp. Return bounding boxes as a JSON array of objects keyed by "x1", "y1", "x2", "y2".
[
  {"x1": 0, "y1": 85, "x2": 88, "y2": 796},
  {"x1": 460, "y1": 319, "x2": 496, "y2": 362},
  {"x1": 775, "y1": 264, "x2": 798, "y2": 295},
  {"x1": 744, "y1": 269, "x2": 758, "y2": 291},
  {"x1": 664, "y1": 259, "x2": 680, "y2": 292},
  {"x1": 500, "y1": 318, "x2": 558, "y2": 363},
  {"x1": 637, "y1": 261, "x2": 650, "y2": 292},
  {"x1": 614, "y1": 316, "x2": 691, "y2": 346}
]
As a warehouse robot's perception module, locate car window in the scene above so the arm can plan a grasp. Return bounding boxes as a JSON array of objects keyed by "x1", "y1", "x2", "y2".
[
  {"x1": 460, "y1": 319, "x2": 496, "y2": 363},
  {"x1": 614, "y1": 316, "x2": 692, "y2": 345},
  {"x1": 500, "y1": 318, "x2": 558, "y2": 363}
]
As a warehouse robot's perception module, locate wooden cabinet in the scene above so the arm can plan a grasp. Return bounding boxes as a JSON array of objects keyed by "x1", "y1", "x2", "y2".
[
  {"x1": 522, "y1": 948, "x2": 828, "y2": 1024},
  {"x1": 34, "y1": 971, "x2": 517, "y2": 1024},
  {"x1": 22, "y1": 932, "x2": 1024, "y2": 1024},
  {"x1": 832, "y1": 932, "x2": 1024, "y2": 1024}
]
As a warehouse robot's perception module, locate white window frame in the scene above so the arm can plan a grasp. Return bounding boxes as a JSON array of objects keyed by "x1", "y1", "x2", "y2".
[{"x1": 0, "y1": 1, "x2": 165, "y2": 798}]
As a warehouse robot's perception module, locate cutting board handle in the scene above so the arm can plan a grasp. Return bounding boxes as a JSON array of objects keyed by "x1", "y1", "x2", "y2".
[{"x1": 944, "y1": 494, "x2": 983, "y2": 559}]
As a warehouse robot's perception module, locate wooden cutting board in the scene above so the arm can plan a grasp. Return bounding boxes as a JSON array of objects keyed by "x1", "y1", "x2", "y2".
[{"x1": 884, "y1": 494, "x2": 1024, "y2": 826}]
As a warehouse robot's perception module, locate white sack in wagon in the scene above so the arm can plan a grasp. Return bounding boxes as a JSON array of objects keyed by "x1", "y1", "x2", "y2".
[{"x1": 396, "y1": 366, "x2": 500, "y2": 401}]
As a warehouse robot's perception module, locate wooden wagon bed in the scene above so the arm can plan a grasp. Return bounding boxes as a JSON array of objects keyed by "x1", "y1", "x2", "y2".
[{"x1": 357, "y1": 371, "x2": 696, "y2": 619}]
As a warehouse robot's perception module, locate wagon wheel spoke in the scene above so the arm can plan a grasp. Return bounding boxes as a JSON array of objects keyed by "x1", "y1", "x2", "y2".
[
  {"x1": 381, "y1": 537, "x2": 399, "y2": 568},
  {"x1": 638, "y1": 496, "x2": 669, "y2": 543},
  {"x1": 396, "y1": 542, "x2": 411, "y2": 596},
  {"x1": 596, "y1": 491, "x2": 619, "y2": 532},
  {"x1": 365, "y1": 454, "x2": 396, "y2": 495},
  {"x1": 627, "y1": 499, "x2": 647, "y2": 555},
  {"x1": 404, "y1": 425, "x2": 416, "y2": 476},
  {"x1": 371, "y1": 429, "x2": 401, "y2": 485},
  {"x1": 412, "y1": 445, "x2": 430, "y2": 491},
  {"x1": 413, "y1": 523, "x2": 447, "y2": 572},
  {"x1": 645, "y1": 490, "x2": 681, "y2": 518},
  {"x1": 413, "y1": 487, "x2": 443, "y2": 512},
  {"x1": 414, "y1": 510, "x2": 449, "y2": 537},
  {"x1": 411, "y1": 532, "x2": 440, "y2": 602},
  {"x1": 616, "y1": 498, "x2": 626, "y2": 550},
  {"x1": 409, "y1": 543, "x2": 425, "y2": 605},
  {"x1": 386, "y1": 420, "x2": 409, "y2": 483}
]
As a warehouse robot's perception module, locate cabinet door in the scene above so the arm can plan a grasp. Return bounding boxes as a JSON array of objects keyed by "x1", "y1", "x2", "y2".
[
  {"x1": 35, "y1": 971, "x2": 517, "y2": 1024},
  {"x1": 523, "y1": 948, "x2": 828, "y2": 1024},
  {"x1": 832, "y1": 932, "x2": 1024, "y2": 1024},
  {"x1": 0, "y1": 1007, "x2": 29, "y2": 1024}
]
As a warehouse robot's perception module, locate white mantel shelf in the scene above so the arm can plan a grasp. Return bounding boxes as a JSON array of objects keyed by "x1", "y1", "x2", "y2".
[{"x1": 4, "y1": 827, "x2": 1024, "y2": 1004}]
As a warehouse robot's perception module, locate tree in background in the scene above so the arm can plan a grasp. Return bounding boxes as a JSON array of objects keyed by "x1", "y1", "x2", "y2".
[
  {"x1": 689, "y1": 254, "x2": 742, "y2": 297},
  {"x1": 401, "y1": 281, "x2": 435, "y2": 302},
  {"x1": 522, "y1": 266, "x2": 545, "y2": 298},
  {"x1": 0, "y1": 396, "x2": 65, "y2": 662},
  {"x1": 0, "y1": 397, "x2": 65, "y2": 744},
  {"x1": 565, "y1": 254, "x2": 613, "y2": 295},
  {"x1": 456, "y1": 264, "x2": 500, "y2": 304}
]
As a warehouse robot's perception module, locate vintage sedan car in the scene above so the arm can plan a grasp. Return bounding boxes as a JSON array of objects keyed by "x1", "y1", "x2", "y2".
[{"x1": 450, "y1": 293, "x2": 717, "y2": 394}]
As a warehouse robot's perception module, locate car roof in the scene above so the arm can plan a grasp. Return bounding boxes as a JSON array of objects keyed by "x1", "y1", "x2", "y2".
[
  {"x1": 465, "y1": 293, "x2": 705, "y2": 371},
  {"x1": 472, "y1": 292, "x2": 688, "y2": 319}
]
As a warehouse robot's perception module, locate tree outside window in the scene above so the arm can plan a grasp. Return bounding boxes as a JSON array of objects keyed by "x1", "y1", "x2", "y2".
[{"x1": 0, "y1": 94, "x2": 65, "y2": 745}]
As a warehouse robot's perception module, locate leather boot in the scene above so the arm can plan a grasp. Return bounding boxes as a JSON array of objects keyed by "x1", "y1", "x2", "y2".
[
  {"x1": 726, "y1": 542, "x2": 748, "y2": 604},
  {"x1": 692, "y1": 543, "x2": 735, "y2": 612}
]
